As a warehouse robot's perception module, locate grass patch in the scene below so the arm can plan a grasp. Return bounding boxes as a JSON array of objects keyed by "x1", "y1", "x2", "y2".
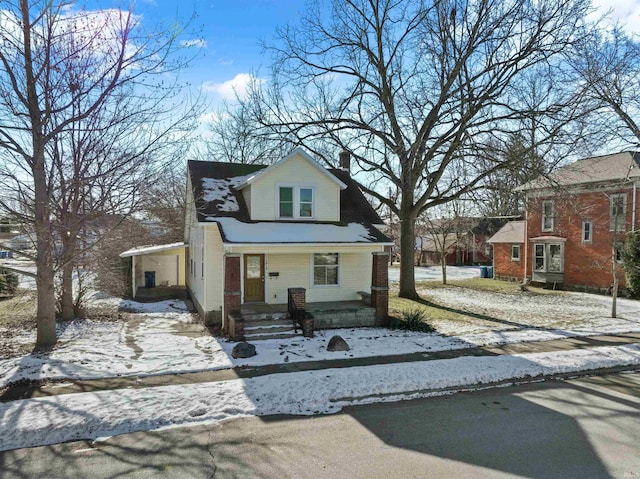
[
  {"x1": 0, "y1": 291, "x2": 36, "y2": 328},
  {"x1": 389, "y1": 294, "x2": 465, "y2": 323},
  {"x1": 414, "y1": 277, "x2": 559, "y2": 295}
]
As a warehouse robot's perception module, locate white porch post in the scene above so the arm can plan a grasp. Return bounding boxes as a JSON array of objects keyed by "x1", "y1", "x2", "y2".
[{"x1": 131, "y1": 257, "x2": 136, "y2": 298}]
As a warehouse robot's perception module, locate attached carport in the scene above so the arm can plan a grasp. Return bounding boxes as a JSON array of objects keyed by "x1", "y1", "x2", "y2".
[{"x1": 119, "y1": 242, "x2": 187, "y2": 300}]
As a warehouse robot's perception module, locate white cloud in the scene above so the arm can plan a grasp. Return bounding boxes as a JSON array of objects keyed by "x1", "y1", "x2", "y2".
[
  {"x1": 181, "y1": 38, "x2": 208, "y2": 48},
  {"x1": 198, "y1": 111, "x2": 227, "y2": 124},
  {"x1": 201, "y1": 73, "x2": 265, "y2": 100},
  {"x1": 591, "y1": 0, "x2": 640, "y2": 34}
]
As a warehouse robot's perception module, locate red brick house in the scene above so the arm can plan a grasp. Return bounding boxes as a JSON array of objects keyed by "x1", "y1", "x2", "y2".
[
  {"x1": 487, "y1": 220, "x2": 526, "y2": 281},
  {"x1": 490, "y1": 151, "x2": 640, "y2": 291}
]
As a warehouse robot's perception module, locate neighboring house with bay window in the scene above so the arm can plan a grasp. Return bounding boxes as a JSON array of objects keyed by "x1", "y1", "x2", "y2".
[
  {"x1": 488, "y1": 151, "x2": 639, "y2": 291},
  {"x1": 184, "y1": 148, "x2": 392, "y2": 334}
]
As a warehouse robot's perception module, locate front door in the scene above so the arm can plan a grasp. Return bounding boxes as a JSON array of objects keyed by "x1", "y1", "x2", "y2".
[{"x1": 244, "y1": 254, "x2": 265, "y2": 302}]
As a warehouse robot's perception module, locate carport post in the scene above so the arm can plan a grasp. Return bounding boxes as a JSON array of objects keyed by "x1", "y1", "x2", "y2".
[{"x1": 131, "y1": 257, "x2": 136, "y2": 298}]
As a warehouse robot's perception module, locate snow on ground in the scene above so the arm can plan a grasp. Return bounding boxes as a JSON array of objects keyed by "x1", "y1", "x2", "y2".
[
  {"x1": 2, "y1": 343, "x2": 640, "y2": 452},
  {"x1": 4, "y1": 291, "x2": 640, "y2": 388},
  {"x1": 422, "y1": 287, "x2": 640, "y2": 335},
  {"x1": 389, "y1": 265, "x2": 482, "y2": 283}
]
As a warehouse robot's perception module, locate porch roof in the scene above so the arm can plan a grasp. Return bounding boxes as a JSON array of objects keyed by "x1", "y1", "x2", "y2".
[
  {"x1": 119, "y1": 242, "x2": 186, "y2": 257},
  {"x1": 210, "y1": 217, "x2": 391, "y2": 245},
  {"x1": 531, "y1": 236, "x2": 567, "y2": 242}
]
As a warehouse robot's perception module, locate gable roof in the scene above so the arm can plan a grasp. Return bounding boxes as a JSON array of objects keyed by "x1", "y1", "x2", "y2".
[
  {"x1": 237, "y1": 147, "x2": 347, "y2": 190},
  {"x1": 186, "y1": 157, "x2": 386, "y2": 228},
  {"x1": 188, "y1": 160, "x2": 267, "y2": 222},
  {"x1": 487, "y1": 221, "x2": 526, "y2": 244},
  {"x1": 517, "y1": 151, "x2": 640, "y2": 191}
]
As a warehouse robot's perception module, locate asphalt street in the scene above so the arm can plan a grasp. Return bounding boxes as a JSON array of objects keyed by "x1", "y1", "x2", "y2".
[{"x1": 2, "y1": 371, "x2": 640, "y2": 478}]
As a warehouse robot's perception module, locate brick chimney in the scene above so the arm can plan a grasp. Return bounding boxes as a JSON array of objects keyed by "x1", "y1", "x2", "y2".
[{"x1": 339, "y1": 150, "x2": 351, "y2": 173}]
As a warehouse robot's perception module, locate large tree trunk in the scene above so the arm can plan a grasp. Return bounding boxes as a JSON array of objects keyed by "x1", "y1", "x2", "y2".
[
  {"x1": 60, "y1": 264, "x2": 75, "y2": 321},
  {"x1": 399, "y1": 214, "x2": 418, "y2": 299},
  {"x1": 34, "y1": 153, "x2": 57, "y2": 347},
  {"x1": 612, "y1": 245, "x2": 619, "y2": 319},
  {"x1": 441, "y1": 254, "x2": 447, "y2": 285}
]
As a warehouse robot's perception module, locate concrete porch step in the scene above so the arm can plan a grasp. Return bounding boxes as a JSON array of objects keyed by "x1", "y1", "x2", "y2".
[
  {"x1": 243, "y1": 318, "x2": 292, "y2": 328},
  {"x1": 241, "y1": 312, "x2": 288, "y2": 322},
  {"x1": 244, "y1": 323, "x2": 296, "y2": 336},
  {"x1": 244, "y1": 330, "x2": 298, "y2": 341}
]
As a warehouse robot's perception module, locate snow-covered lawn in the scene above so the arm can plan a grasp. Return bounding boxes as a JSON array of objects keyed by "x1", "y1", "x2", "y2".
[
  {"x1": 3, "y1": 343, "x2": 640, "y2": 451},
  {"x1": 3, "y1": 291, "x2": 640, "y2": 389},
  {"x1": 389, "y1": 264, "x2": 481, "y2": 283}
]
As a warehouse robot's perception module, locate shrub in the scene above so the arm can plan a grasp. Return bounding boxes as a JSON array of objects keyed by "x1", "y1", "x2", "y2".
[
  {"x1": 622, "y1": 231, "x2": 640, "y2": 298},
  {"x1": 389, "y1": 308, "x2": 435, "y2": 333},
  {"x1": 0, "y1": 267, "x2": 19, "y2": 296}
]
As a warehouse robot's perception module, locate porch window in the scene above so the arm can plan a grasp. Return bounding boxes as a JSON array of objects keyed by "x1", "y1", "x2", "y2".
[
  {"x1": 542, "y1": 200, "x2": 554, "y2": 232},
  {"x1": 533, "y1": 242, "x2": 564, "y2": 273},
  {"x1": 313, "y1": 253, "x2": 339, "y2": 285},
  {"x1": 582, "y1": 220, "x2": 593, "y2": 243},
  {"x1": 511, "y1": 244, "x2": 521, "y2": 261},
  {"x1": 534, "y1": 244, "x2": 545, "y2": 271},
  {"x1": 299, "y1": 188, "x2": 313, "y2": 217},
  {"x1": 279, "y1": 187, "x2": 294, "y2": 218},
  {"x1": 610, "y1": 193, "x2": 627, "y2": 231}
]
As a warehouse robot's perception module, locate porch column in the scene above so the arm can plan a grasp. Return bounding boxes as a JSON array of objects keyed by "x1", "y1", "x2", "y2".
[
  {"x1": 224, "y1": 254, "x2": 243, "y2": 339},
  {"x1": 371, "y1": 251, "x2": 389, "y2": 325}
]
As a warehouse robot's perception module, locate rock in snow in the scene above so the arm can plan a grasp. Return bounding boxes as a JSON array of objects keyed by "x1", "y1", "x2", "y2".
[
  {"x1": 327, "y1": 335, "x2": 350, "y2": 352},
  {"x1": 232, "y1": 342, "x2": 257, "y2": 359}
]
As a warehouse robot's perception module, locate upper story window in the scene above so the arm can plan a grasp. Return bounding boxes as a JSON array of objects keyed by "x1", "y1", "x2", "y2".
[
  {"x1": 582, "y1": 220, "x2": 593, "y2": 244},
  {"x1": 542, "y1": 200, "x2": 554, "y2": 232},
  {"x1": 299, "y1": 188, "x2": 313, "y2": 217},
  {"x1": 511, "y1": 244, "x2": 521, "y2": 261},
  {"x1": 279, "y1": 187, "x2": 294, "y2": 218},
  {"x1": 610, "y1": 193, "x2": 627, "y2": 232},
  {"x1": 278, "y1": 186, "x2": 314, "y2": 219}
]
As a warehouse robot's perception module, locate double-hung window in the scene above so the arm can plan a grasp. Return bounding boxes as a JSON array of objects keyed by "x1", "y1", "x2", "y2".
[
  {"x1": 279, "y1": 187, "x2": 294, "y2": 218},
  {"x1": 313, "y1": 253, "x2": 339, "y2": 286},
  {"x1": 610, "y1": 193, "x2": 627, "y2": 231},
  {"x1": 582, "y1": 220, "x2": 593, "y2": 243},
  {"x1": 299, "y1": 188, "x2": 313, "y2": 217},
  {"x1": 511, "y1": 244, "x2": 521, "y2": 261},
  {"x1": 542, "y1": 200, "x2": 554, "y2": 232}
]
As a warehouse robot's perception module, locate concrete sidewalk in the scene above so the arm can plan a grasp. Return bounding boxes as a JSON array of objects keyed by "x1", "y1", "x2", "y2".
[{"x1": 2, "y1": 331, "x2": 640, "y2": 402}]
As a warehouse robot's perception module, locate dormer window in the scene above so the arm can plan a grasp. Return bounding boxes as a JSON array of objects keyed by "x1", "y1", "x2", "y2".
[
  {"x1": 300, "y1": 188, "x2": 313, "y2": 217},
  {"x1": 278, "y1": 185, "x2": 314, "y2": 219},
  {"x1": 279, "y1": 187, "x2": 294, "y2": 218}
]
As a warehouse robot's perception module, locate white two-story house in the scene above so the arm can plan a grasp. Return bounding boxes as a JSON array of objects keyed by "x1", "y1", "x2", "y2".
[{"x1": 184, "y1": 148, "x2": 392, "y2": 336}]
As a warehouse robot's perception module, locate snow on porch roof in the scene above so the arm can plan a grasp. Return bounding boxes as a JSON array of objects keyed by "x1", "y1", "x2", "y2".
[
  {"x1": 209, "y1": 217, "x2": 391, "y2": 244},
  {"x1": 119, "y1": 242, "x2": 186, "y2": 258}
]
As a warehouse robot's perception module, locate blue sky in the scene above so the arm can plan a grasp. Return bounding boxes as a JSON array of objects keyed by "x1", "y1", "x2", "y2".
[
  {"x1": 134, "y1": 0, "x2": 308, "y2": 104},
  {"x1": 81, "y1": 0, "x2": 640, "y2": 135}
]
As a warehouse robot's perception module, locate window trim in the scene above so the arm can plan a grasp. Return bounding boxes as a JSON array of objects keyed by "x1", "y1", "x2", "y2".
[
  {"x1": 311, "y1": 253, "x2": 340, "y2": 287},
  {"x1": 542, "y1": 200, "x2": 554, "y2": 232},
  {"x1": 610, "y1": 193, "x2": 627, "y2": 232},
  {"x1": 582, "y1": 220, "x2": 593, "y2": 244},
  {"x1": 511, "y1": 244, "x2": 521, "y2": 261}
]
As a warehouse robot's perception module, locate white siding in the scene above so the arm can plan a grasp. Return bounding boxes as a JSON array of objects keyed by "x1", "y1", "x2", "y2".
[
  {"x1": 249, "y1": 153, "x2": 340, "y2": 221},
  {"x1": 263, "y1": 250, "x2": 374, "y2": 304},
  {"x1": 187, "y1": 220, "x2": 205, "y2": 309},
  {"x1": 203, "y1": 224, "x2": 225, "y2": 312},
  {"x1": 242, "y1": 186, "x2": 252, "y2": 217}
]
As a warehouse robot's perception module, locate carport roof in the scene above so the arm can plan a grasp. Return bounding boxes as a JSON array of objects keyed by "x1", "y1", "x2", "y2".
[{"x1": 119, "y1": 242, "x2": 186, "y2": 258}]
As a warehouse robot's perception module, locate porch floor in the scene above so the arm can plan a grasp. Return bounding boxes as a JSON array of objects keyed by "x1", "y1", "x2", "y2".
[{"x1": 241, "y1": 300, "x2": 366, "y2": 315}]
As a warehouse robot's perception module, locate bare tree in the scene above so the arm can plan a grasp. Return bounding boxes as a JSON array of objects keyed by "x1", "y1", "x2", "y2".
[
  {"x1": 0, "y1": 1, "x2": 197, "y2": 346},
  {"x1": 207, "y1": 97, "x2": 292, "y2": 164},
  {"x1": 572, "y1": 27, "x2": 640, "y2": 148},
  {"x1": 246, "y1": 0, "x2": 592, "y2": 299}
]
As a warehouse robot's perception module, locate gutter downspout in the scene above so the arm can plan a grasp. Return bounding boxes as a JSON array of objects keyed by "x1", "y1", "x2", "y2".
[
  {"x1": 524, "y1": 198, "x2": 529, "y2": 283},
  {"x1": 633, "y1": 182, "x2": 637, "y2": 232}
]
